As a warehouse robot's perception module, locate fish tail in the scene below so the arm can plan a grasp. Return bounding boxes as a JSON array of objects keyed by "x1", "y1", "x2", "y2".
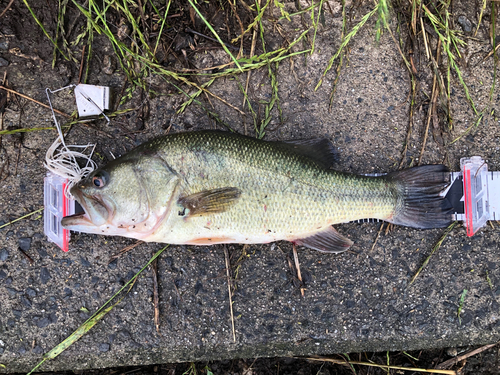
[{"x1": 386, "y1": 165, "x2": 453, "y2": 229}]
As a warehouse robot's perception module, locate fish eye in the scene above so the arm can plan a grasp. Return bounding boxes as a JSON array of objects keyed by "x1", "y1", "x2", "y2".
[{"x1": 92, "y1": 173, "x2": 107, "y2": 188}]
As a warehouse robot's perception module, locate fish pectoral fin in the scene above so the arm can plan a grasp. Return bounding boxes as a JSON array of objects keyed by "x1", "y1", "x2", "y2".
[
  {"x1": 293, "y1": 227, "x2": 353, "y2": 253},
  {"x1": 178, "y1": 187, "x2": 242, "y2": 217}
]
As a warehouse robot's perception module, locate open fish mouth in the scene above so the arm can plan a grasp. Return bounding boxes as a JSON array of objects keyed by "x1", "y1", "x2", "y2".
[
  {"x1": 61, "y1": 190, "x2": 110, "y2": 231},
  {"x1": 61, "y1": 201, "x2": 97, "y2": 230},
  {"x1": 61, "y1": 210, "x2": 91, "y2": 227}
]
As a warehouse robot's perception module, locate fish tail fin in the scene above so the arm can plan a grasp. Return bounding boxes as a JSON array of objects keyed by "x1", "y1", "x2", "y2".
[{"x1": 386, "y1": 165, "x2": 453, "y2": 229}]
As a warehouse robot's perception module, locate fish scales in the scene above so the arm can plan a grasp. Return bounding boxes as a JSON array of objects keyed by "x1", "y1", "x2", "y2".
[{"x1": 62, "y1": 131, "x2": 451, "y2": 252}]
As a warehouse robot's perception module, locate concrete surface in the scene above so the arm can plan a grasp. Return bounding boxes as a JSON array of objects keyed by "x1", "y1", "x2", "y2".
[{"x1": 0, "y1": 0, "x2": 499, "y2": 372}]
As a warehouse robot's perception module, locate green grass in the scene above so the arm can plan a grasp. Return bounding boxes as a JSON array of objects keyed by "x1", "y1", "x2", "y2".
[
  {"x1": 187, "y1": 0, "x2": 242, "y2": 71},
  {"x1": 27, "y1": 245, "x2": 169, "y2": 375},
  {"x1": 457, "y1": 289, "x2": 468, "y2": 325},
  {"x1": 409, "y1": 222, "x2": 458, "y2": 286},
  {"x1": 22, "y1": 0, "x2": 69, "y2": 64},
  {"x1": 421, "y1": 1, "x2": 478, "y2": 118},
  {"x1": 486, "y1": 270, "x2": 494, "y2": 290},
  {"x1": 23, "y1": 0, "x2": 493, "y2": 144},
  {"x1": 0, "y1": 208, "x2": 44, "y2": 229},
  {"x1": 19, "y1": 0, "x2": 321, "y2": 138},
  {"x1": 489, "y1": 2, "x2": 497, "y2": 103},
  {"x1": 315, "y1": 4, "x2": 379, "y2": 91}
]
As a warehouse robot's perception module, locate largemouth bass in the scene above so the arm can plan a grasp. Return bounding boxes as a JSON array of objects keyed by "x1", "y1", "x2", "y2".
[{"x1": 62, "y1": 131, "x2": 451, "y2": 253}]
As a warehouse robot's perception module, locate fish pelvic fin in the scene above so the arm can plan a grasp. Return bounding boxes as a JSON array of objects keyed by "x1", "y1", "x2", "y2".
[
  {"x1": 386, "y1": 165, "x2": 453, "y2": 229},
  {"x1": 178, "y1": 187, "x2": 242, "y2": 217},
  {"x1": 293, "y1": 226, "x2": 353, "y2": 253}
]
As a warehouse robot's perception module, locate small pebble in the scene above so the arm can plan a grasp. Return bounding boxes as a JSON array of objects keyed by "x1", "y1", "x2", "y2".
[
  {"x1": 102, "y1": 55, "x2": 115, "y2": 75},
  {"x1": 40, "y1": 267, "x2": 51, "y2": 284},
  {"x1": 49, "y1": 312, "x2": 58, "y2": 323},
  {"x1": 33, "y1": 346, "x2": 43, "y2": 354},
  {"x1": 0, "y1": 57, "x2": 9, "y2": 67},
  {"x1": 446, "y1": 347, "x2": 458, "y2": 357},
  {"x1": 80, "y1": 256, "x2": 91, "y2": 267},
  {"x1": 119, "y1": 330, "x2": 131, "y2": 339},
  {"x1": 108, "y1": 259, "x2": 118, "y2": 270},
  {"x1": 99, "y1": 343, "x2": 110, "y2": 352},
  {"x1": 0, "y1": 249, "x2": 8, "y2": 261},
  {"x1": 457, "y1": 15, "x2": 473, "y2": 34},
  {"x1": 20, "y1": 296, "x2": 32, "y2": 308},
  {"x1": 35, "y1": 317, "x2": 50, "y2": 328},
  {"x1": 19, "y1": 237, "x2": 31, "y2": 251},
  {"x1": 194, "y1": 280, "x2": 203, "y2": 295},
  {"x1": 25, "y1": 288, "x2": 36, "y2": 297},
  {"x1": 0, "y1": 41, "x2": 7, "y2": 50}
]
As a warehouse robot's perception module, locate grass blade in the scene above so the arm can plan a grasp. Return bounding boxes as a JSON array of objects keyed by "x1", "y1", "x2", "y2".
[
  {"x1": 305, "y1": 356, "x2": 457, "y2": 374},
  {"x1": 153, "y1": 0, "x2": 171, "y2": 56},
  {"x1": 27, "y1": 245, "x2": 169, "y2": 374},
  {"x1": 408, "y1": 222, "x2": 457, "y2": 285},
  {"x1": 232, "y1": 0, "x2": 272, "y2": 44},
  {"x1": 0, "y1": 127, "x2": 58, "y2": 135},
  {"x1": 21, "y1": 0, "x2": 69, "y2": 60},
  {"x1": 0, "y1": 208, "x2": 43, "y2": 229},
  {"x1": 316, "y1": 5, "x2": 379, "y2": 90},
  {"x1": 187, "y1": 0, "x2": 242, "y2": 71},
  {"x1": 457, "y1": 289, "x2": 467, "y2": 325}
]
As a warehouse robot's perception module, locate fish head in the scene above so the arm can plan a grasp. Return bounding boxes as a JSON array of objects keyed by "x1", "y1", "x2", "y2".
[{"x1": 62, "y1": 153, "x2": 180, "y2": 238}]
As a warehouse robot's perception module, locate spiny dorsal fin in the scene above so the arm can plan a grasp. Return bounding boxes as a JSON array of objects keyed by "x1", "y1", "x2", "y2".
[
  {"x1": 293, "y1": 226, "x2": 353, "y2": 253},
  {"x1": 178, "y1": 187, "x2": 242, "y2": 217},
  {"x1": 274, "y1": 138, "x2": 337, "y2": 169}
]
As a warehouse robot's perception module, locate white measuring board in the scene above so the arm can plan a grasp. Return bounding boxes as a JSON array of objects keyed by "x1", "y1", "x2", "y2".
[
  {"x1": 446, "y1": 170, "x2": 500, "y2": 222},
  {"x1": 488, "y1": 171, "x2": 500, "y2": 221}
]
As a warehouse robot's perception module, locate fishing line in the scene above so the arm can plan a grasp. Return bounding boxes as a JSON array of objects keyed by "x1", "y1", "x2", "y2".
[{"x1": 44, "y1": 85, "x2": 103, "y2": 197}]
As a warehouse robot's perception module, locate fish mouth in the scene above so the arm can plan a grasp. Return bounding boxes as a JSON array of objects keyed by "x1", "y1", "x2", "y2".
[
  {"x1": 62, "y1": 189, "x2": 111, "y2": 231},
  {"x1": 61, "y1": 210, "x2": 93, "y2": 228}
]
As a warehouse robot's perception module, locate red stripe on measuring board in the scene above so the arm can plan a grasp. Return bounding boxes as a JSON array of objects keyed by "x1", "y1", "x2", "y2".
[
  {"x1": 462, "y1": 168, "x2": 474, "y2": 237},
  {"x1": 62, "y1": 181, "x2": 69, "y2": 252}
]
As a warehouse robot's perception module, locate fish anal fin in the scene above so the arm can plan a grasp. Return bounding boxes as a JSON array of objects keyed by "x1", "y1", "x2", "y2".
[
  {"x1": 293, "y1": 227, "x2": 353, "y2": 253},
  {"x1": 178, "y1": 187, "x2": 241, "y2": 217}
]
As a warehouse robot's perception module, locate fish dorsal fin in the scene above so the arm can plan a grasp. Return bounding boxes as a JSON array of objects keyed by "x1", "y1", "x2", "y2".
[
  {"x1": 294, "y1": 226, "x2": 353, "y2": 253},
  {"x1": 178, "y1": 187, "x2": 242, "y2": 217},
  {"x1": 274, "y1": 138, "x2": 337, "y2": 169}
]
